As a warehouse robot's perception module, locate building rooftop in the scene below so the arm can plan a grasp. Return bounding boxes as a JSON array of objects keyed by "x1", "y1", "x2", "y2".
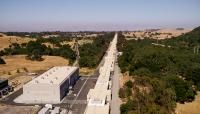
[
  {"x1": 28, "y1": 66, "x2": 78, "y2": 85},
  {"x1": 84, "y1": 104, "x2": 110, "y2": 114},
  {"x1": 85, "y1": 34, "x2": 117, "y2": 114}
]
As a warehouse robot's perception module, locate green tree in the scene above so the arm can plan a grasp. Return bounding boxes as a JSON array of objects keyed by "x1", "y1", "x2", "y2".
[
  {"x1": 125, "y1": 80, "x2": 133, "y2": 88},
  {"x1": 26, "y1": 41, "x2": 46, "y2": 61},
  {"x1": 165, "y1": 75, "x2": 196, "y2": 102}
]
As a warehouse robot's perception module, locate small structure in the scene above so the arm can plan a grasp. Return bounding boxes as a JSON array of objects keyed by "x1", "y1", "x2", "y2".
[
  {"x1": 0, "y1": 79, "x2": 13, "y2": 97},
  {"x1": 14, "y1": 66, "x2": 79, "y2": 104}
]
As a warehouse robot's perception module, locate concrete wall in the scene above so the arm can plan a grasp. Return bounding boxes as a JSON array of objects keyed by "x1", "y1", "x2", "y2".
[
  {"x1": 59, "y1": 69, "x2": 79, "y2": 100},
  {"x1": 23, "y1": 84, "x2": 60, "y2": 103},
  {"x1": 18, "y1": 67, "x2": 79, "y2": 104},
  {"x1": 60, "y1": 78, "x2": 70, "y2": 101}
]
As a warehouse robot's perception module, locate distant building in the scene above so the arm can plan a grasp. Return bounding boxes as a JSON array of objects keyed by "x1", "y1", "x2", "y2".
[
  {"x1": 42, "y1": 35, "x2": 59, "y2": 38},
  {"x1": 14, "y1": 66, "x2": 79, "y2": 104}
]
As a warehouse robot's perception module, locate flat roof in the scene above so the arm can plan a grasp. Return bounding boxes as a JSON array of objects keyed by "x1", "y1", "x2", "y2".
[
  {"x1": 84, "y1": 104, "x2": 109, "y2": 114},
  {"x1": 28, "y1": 66, "x2": 78, "y2": 85},
  {"x1": 85, "y1": 34, "x2": 117, "y2": 114},
  {"x1": 88, "y1": 89, "x2": 110, "y2": 101}
]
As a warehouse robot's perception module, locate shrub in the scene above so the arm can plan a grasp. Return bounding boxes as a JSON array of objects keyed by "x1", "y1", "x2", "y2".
[
  {"x1": 119, "y1": 88, "x2": 126, "y2": 98},
  {"x1": 125, "y1": 80, "x2": 133, "y2": 88},
  {"x1": 0, "y1": 57, "x2": 6, "y2": 64}
]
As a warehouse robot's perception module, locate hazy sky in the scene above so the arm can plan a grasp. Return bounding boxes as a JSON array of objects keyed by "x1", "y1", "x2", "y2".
[{"x1": 0, "y1": 0, "x2": 200, "y2": 32}]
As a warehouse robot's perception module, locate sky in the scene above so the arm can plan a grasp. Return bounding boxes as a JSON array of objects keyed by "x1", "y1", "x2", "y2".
[{"x1": 0, "y1": 0, "x2": 200, "y2": 32}]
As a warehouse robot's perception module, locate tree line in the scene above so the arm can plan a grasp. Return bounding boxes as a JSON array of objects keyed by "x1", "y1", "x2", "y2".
[
  {"x1": 0, "y1": 39, "x2": 76, "y2": 64},
  {"x1": 79, "y1": 32, "x2": 115, "y2": 67},
  {"x1": 0, "y1": 32, "x2": 115, "y2": 66}
]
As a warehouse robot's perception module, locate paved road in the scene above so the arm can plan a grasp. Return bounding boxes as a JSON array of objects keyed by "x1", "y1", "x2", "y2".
[
  {"x1": 110, "y1": 55, "x2": 121, "y2": 114},
  {"x1": 64, "y1": 48, "x2": 107, "y2": 114},
  {"x1": 68, "y1": 35, "x2": 116, "y2": 114}
]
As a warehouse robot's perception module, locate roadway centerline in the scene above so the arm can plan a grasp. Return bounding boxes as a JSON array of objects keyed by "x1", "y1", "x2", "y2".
[{"x1": 70, "y1": 76, "x2": 90, "y2": 108}]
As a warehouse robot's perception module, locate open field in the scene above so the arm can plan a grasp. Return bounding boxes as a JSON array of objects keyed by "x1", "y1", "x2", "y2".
[
  {"x1": 0, "y1": 33, "x2": 35, "y2": 51},
  {"x1": 124, "y1": 28, "x2": 191, "y2": 40},
  {"x1": 61, "y1": 39, "x2": 93, "y2": 47},
  {"x1": 0, "y1": 55, "x2": 69, "y2": 89},
  {"x1": 175, "y1": 92, "x2": 200, "y2": 114},
  {"x1": 0, "y1": 55, "x2": 69, "y2": 79}
]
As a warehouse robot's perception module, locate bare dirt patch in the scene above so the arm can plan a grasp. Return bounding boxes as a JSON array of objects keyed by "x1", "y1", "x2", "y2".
[
  {"x1": 0, "y1": 104, "x2": 40, "y2": 114},
  {"x1": 175, "y1": 92, "x2": 200, "y2": 114}
]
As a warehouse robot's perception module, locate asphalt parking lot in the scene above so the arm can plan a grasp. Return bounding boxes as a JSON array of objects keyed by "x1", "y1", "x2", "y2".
[{"x1": 0, "y1": 74, "x2": 99, "y2": 113}]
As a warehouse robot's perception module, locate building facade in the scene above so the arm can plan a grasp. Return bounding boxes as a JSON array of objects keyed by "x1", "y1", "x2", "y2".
[{"x1": 15, "y1": 66, "x2": 79, "y2": 104}]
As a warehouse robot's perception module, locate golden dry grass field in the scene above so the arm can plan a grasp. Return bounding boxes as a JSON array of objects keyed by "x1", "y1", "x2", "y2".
[
  {"x1": 79, "y1": 67, "x2": 95, "y2": 76},
  {"x1": 0, "y1": 33, "x2": 35, "y2": 51},
  {"x1": 175, "y1": 92, "x2": 200, "y2": 114},
  {"x1": 0, "y1": 55, "x2": 69, "y2": 79},
  {"x1": 124, "y1": 28, "x2": 191, "y2": 40},
  {"x1": 0, "y1": 33, "x2": 95, "y2": 78},
  {"x1": 0, "y1": 55, "x2": 69, "y2": 88},
  {"x1": 61, "y1": 39, "x2": 93, "y2": 47}
]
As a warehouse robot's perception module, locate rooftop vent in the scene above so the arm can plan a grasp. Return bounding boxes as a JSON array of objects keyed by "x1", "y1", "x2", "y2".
[{"x1": 50, "y1": 80, "x2": 53, "y2": 84}]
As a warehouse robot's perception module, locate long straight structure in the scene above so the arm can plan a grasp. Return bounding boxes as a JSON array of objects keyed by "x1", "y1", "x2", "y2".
[
  {"x1": 84, "y1": 33, "x2": 118, "y2": 114},
  {"x1": 14, "y1": 66, "x2": 79, "y2": 104}
]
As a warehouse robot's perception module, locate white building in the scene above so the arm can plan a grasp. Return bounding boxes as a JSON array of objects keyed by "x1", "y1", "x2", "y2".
[
  {"x1": 14, "y1": 66, "x2": 79, "y2": 104},
  {"x1": 84, "y1": 33, "x2": 117, "y2": 114}
]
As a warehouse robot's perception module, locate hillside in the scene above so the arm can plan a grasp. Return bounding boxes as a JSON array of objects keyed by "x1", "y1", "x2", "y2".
[
  {"x1": 118, "y1": 26, "x2": 200, "y2": 114},
  {"x1": 163, "y1": 26, "x2": 200, "y2": 48},
  {"x1": 0, "y1": 33, "x2": 35, "y2": 51},
  {"x1": 123, "y1": 28, "x2": 191, "y2": 40}
]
